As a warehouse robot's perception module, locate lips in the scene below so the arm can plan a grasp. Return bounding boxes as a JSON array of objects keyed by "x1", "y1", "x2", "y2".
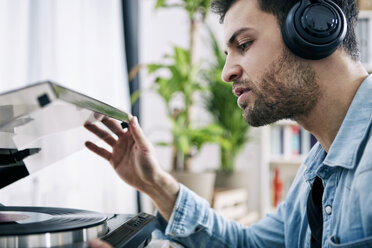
[
  {"x1": 233, "y1": 87, "x2": 251, "y2": 97},
  {"x1": 233, "y1": 86, "x2": 252, "y2": 109}
]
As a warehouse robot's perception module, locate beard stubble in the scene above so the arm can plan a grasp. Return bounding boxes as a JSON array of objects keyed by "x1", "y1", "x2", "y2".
[{"x1": 240, "y1": 49, "x2": 321, "y2": 127}]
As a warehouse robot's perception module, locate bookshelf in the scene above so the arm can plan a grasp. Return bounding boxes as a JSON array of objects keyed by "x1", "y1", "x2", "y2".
[
  {"x1": 258, "y1": 9, "x2": 372, "y2": 217},
  {"x1": 259, "y1": 121, "x2": 316, "y2": 215}
]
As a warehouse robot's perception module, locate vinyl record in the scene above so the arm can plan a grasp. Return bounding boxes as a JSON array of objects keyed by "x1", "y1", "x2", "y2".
[{"x1": 0, "y1": 206, "x2": 108, "y2": 235}]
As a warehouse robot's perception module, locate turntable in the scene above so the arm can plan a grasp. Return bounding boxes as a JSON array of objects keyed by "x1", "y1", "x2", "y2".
[{"x1": 0, "y1": 82, "x2": 158, "y2": 247}]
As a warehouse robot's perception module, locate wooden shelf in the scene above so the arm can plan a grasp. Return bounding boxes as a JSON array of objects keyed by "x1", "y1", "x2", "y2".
[
  {"x1": 269, "y1": 157, "x2": 303, "y2": 167},
  {"x1": 212, "y1": 187, "x2": 259, "y2": 226},
  {"x1": 358, "y1": 3, "x2": 372, "y2": 12}
]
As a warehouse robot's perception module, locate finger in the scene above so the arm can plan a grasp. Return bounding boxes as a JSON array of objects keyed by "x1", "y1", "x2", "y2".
[
  {"x1": 89, "y1": 238, "x2": 113, "y2": 248},
  {"x1": 102, "y1": 117, "x2": 126, "y2": 137},
  {"x1": 108, "y1": 130, "x2": 135, "y2": 168},
  {"x1": 85, "y1": 141, "x2": 112, "y2": 161},
  {"x1": 84, "y1": 122, "x2": 117, "y2": 147},
  {"x1": 129, "y1": 116, "x2": 151, "y2": 151}
]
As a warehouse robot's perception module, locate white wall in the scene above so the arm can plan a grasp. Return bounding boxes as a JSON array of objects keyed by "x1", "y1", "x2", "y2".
[{"x1": 0, "y1": 0, "x2": 137, "y2": 214}]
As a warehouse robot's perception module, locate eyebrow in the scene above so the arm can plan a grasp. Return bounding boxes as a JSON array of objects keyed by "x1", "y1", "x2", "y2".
[{"x1": 224, "y1": 27, "x2": 253, "y2": 54}]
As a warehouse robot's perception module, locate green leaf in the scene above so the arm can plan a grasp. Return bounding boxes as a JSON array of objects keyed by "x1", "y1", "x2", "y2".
[
  {"x1": 130, "y1": 89, "x2": 141, "y2": 105},
  {"x1": 147, "y1": 64, "x2": 164, "y2": 73},
  {"x1": 155, "y1": 0, "x2": 167, "y2": 9},
  {"x1": 155, "y1": 142, "x2": 171, "y2": 147},
  {"x1": 178, "y1": 134, "x2": 191, "y2": 154}
]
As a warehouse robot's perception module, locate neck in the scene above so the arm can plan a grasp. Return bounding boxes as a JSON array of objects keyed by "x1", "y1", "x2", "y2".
[{"x1": 296, "y1": 52, "x2": 368, "y2": 153}]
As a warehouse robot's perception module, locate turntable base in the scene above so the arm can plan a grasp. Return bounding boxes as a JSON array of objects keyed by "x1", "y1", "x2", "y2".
[{"x1": 0, "y1": 206, "x2": 157, "y2": 248}]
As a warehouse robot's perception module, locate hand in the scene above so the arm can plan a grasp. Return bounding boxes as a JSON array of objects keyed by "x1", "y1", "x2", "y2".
[
  {"x1": 85, "y1": 116, "x2": 163, "y2": 193},
  {"x1": 89, "y1": 238, "x2": 112, "y2": 248},
  {"x1": 84, "y1": 115, "x2": 179, "y2": 220}
]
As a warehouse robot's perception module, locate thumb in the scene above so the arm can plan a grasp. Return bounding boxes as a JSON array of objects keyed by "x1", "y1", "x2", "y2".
[
  {"x1": 89, "y1": 238, "x2": 112, "y2": 248},
  {"x1": 129, "y1": 116, "x2": 151, "y2": 151}
]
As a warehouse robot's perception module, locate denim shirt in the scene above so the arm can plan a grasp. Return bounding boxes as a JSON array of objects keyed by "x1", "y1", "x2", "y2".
[{"x1": 155, "y1": 75, "x2": 372, "y2": 248}]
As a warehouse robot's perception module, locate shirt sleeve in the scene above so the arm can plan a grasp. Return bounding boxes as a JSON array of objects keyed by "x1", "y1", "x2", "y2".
[{"x1": 155, "y1": 184, "x2": 286, "y2": 248}]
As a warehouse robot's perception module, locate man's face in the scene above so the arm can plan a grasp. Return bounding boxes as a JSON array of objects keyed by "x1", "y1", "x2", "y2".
[{"x1": 222, "y1": 0, "x2": 321, "y2": 127}]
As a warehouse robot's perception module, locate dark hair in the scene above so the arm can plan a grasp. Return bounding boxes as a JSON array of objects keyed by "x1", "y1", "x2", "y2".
[{"x1": 211, "y1": 0, "x2": 360, "y2": 60}]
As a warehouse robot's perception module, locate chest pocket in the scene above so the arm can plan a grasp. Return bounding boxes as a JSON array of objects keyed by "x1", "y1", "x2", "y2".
[
  {"x1": 328, "y1": 169, "x2": 372, "y2": 247},
  {"x1": 327, "y1": 235, "x2": 372, "y2": 248}
]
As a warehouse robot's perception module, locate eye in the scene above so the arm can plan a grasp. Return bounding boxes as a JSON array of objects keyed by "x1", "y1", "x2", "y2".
[{"x1": 238, "y1": 41, "x2": 253, "y2": 52}]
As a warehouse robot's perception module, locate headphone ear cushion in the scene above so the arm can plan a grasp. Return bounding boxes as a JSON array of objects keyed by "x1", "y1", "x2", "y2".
[{"x1": 282, "y1": 0, "x2": 347, "y2": 60}]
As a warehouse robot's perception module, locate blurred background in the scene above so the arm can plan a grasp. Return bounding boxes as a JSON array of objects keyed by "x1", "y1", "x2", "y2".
[{"x1": 0, "y1": 0, "x2": 371, "y2": 225}]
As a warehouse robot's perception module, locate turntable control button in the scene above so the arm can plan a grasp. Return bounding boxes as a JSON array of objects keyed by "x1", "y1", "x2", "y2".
[{"x1": 139, "y1": 213, "x2": 148, "y2": 218}]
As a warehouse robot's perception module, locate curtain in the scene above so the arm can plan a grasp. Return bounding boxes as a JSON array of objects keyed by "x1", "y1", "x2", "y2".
[
  {"x1": 122, "y1": 0, "x2": 142, "y2": 213},
  {"x1": 0, "y1": 0, "x2": 136, "y2": 214}
]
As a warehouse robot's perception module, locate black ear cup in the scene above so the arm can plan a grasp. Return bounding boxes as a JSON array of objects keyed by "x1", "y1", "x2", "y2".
[{"x1": 282, "y1": 0, "x2": 347, "y2": 60}]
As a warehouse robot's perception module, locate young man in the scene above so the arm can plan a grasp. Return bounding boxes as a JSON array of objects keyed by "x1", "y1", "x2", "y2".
[{"x1": 88, "y1": 0, "x2": 371, "y2": 247}]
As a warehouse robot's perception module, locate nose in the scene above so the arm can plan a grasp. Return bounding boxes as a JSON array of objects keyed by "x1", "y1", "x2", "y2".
[{"x1": 222, "y1": 57, "x2": 242, "y2": 83}]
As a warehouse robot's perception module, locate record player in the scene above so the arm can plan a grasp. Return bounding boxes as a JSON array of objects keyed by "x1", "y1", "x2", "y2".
[{"x1": 0, "y1": 82, "x2": 158, "y2": 247}]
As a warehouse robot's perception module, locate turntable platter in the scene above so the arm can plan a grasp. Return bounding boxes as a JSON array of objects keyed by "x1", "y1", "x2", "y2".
[{"x1": 0, "y1": 206, "x2": 109, "y2": 247}]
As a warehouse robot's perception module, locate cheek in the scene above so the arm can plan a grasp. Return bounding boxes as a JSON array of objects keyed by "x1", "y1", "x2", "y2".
[
  {"x1": 248, "y1": 28, "x2": 284, "y2": 77},
  {"x1": 244, "y1": 45, "x2": 283, "y2": 82},
  {"x1": 241, "y1": 55, "x2": 266, "y2": 81}
]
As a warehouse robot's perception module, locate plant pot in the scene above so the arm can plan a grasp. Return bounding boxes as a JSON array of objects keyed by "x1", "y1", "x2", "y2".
[
  {"x1": 214, "y1": 170, "x2": 251, "y2": 189},
  {"x1": 171, "y1": 171, "x2": 216, "y2": 203}
]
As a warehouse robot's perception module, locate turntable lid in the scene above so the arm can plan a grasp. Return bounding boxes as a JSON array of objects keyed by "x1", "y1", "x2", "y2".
[{"x1": 0, "y1": 81, "x2": 130, "y2": 189}]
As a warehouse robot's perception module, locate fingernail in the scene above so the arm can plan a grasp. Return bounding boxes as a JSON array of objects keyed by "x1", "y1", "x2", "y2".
[
  {"x1": 89, "y1": 238, "x2": 104, "y2": 247},
  {"x1": 133, "y1": 116, "x2": 139, "y2": 126},
  {"x1": 102, "y1": 116, "x2": 109, "y2": 123}
]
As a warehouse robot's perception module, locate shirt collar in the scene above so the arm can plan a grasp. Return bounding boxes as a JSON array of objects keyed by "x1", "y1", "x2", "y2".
[
  {"x1": 323, "y1": 74, "x2": 372, "y2": 169},
  {"x1": 304, "y1": 74, "x2": 372, "y2": 180}
]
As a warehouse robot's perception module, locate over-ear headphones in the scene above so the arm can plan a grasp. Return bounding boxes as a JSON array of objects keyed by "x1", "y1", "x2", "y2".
[{"x1": 282, "y1": 0, "x2": 347, "y2": 60}]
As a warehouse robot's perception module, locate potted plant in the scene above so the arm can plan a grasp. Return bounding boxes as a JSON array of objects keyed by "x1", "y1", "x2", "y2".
[
  {"x1": 145, "y1": 0, "x2": 227, "y2": 202},
  {"x1": 203, "y1": 30, "x2": 251, "y2": 188}
]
